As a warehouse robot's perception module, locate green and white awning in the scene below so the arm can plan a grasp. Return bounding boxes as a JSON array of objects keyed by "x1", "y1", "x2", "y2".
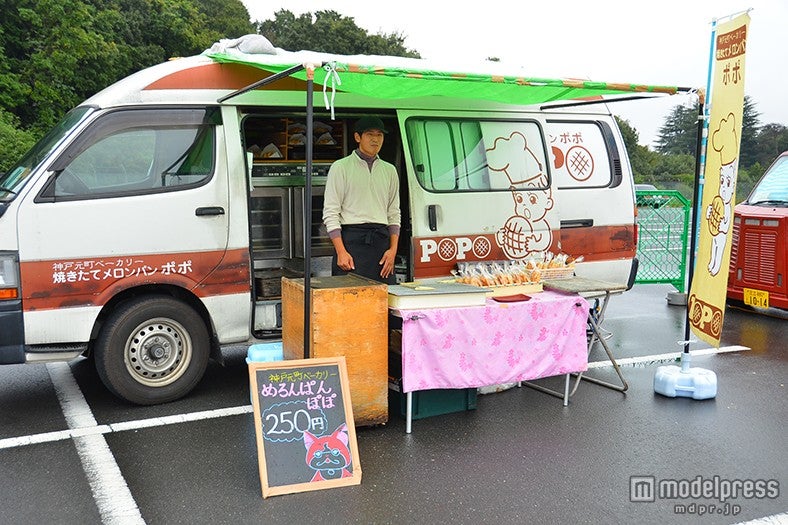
[{"x1": 207, "y1": 48, "x2": 692, "y2": 106}]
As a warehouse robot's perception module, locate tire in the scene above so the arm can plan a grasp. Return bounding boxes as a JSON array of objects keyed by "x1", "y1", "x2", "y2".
[{"x1": 94, "y1": 295, "x2": 210, "y2": 405}]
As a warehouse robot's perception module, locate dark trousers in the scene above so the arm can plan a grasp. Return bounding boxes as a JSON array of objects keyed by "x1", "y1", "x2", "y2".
[{"x1": 332, "y1": 224, "x2": 395, "y2": 285}]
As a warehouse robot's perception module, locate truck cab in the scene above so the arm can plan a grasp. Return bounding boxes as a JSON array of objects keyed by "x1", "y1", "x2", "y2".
[{"x1": 727, "y1": 151, "x2": 788, "y2": 310}]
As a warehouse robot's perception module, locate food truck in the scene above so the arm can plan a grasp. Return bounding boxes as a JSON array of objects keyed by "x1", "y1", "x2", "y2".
[
  {"x1": 727, "y1": 151, "x2": 788, "y2": 310},
  {"x1": 0, "y1": 35, "x2": 691, "y2": 404}
]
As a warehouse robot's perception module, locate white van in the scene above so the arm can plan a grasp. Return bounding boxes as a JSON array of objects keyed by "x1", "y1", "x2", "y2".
[{"x1": 0, "y1": 39, "x2": 685, "y2": 404}]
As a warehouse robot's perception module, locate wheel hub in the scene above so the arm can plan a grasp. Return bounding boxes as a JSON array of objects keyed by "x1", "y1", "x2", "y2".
[
  {"x1": 124, "y1": 317, "x2": 192, "y2": 386},
  {"x1": 144, "y1": 336, "x2": 170, "y2": 362}
]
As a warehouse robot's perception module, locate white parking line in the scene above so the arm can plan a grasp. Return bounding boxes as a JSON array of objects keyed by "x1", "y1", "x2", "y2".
[
  {"x1": 0, "y1": 345, "x2": 749, "y2": 453},
  {"x1": 586, "y1": 345, "x2": 750, "y2": 369},
  {"x1": 46, "y1": 362, "x2": 145, "y2": 525},
  {"x1": 0, "y1": 404, "x2": 253, "y2": 450}
]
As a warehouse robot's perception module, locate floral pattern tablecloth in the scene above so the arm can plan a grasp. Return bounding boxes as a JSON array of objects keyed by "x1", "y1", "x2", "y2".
[{"x1": 397, "y1": 291, "x2": 589, "y2": 393}]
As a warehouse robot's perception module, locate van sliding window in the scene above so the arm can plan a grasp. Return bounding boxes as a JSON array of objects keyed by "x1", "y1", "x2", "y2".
[
  {"x1": 545, "y1": 120, "x2": 616, "y2": 189},
  {"x1": 406, "y1": 118, "x2": 548, "y2": 193}
]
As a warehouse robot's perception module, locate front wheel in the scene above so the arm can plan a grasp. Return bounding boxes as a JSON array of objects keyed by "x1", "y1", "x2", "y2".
[{"x1": 94, "y1": 296, "x2": 210, "y2": 405}]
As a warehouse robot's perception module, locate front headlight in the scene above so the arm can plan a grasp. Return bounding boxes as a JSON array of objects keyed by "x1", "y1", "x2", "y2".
[{"x1": 0, "y1": 252, "x2": 20, "y2": 299}]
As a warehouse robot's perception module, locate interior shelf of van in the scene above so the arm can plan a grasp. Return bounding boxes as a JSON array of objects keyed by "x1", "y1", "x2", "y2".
[{"x1": 244, "y1": 116, "x2": 346, "y2": 163}]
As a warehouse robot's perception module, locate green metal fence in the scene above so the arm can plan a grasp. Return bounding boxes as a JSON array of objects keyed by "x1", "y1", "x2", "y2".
[{"x1": 634, "y1": 190, "x2": 691, "y2": 292}]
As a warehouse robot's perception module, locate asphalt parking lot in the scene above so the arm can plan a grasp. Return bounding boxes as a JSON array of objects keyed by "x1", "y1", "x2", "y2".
[{"x1": 0, "y1": 284, "x2": 786, "y2": 525}]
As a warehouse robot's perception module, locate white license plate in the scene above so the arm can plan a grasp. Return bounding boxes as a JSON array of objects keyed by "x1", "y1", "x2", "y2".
[{"x1": 743, "y1": 288, "x2": 769, "y2": 308}]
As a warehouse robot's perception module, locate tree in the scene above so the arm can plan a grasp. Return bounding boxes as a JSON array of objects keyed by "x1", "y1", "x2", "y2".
[
  {"x1": 0, "y1": 0, "x2": 253, "y2": 135},
  {"x1": 616, "y1": 115, "x2": 639, "y2": 152},
  {"x1": 1, "y1": 2, "x2": 420, "y2": 172},
  {"x1": 256, "y1": 9, "x2": 420, "y2": 58},
  {"x1": 654, "y1": 102, "x2": 699, "y2": 157},
  {"x1": 0, "y1": 108, "x2": 35, "y2": 172},
  {"x1": 738, "y1": 96, "x2": 761, "y2": 168},
  {"x1": 753, "y1": 123, "x2": 788, "y2": 166},
  {"x1": 655, "y1": 95, "x2": 762, "y2": 169},
  {"x1": 615, "y1": 116, "x2": 655, "y2": 183},
  {"x1": 193, "y1": 0, "x2": 255, "y2": 44}
]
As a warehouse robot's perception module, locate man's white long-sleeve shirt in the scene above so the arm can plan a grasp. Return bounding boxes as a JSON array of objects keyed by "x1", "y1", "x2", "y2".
[{"x1": 322, "y1": 150, "x2": 401, "y2": 236}]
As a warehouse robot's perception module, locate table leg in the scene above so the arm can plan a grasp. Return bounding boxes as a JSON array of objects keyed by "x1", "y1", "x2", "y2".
[
  {"x1": 563, "y1": 374, "x2": 570, "y2": 406},
  {"x1": 406, "y1": 391, "x2": 413, "y2": 434},
  {"x1": 570, "y1": 297, "x2": 629, "y2": 394},
  {"x1": 520, "y1": 379, "x2": 570, "y2": 402}
]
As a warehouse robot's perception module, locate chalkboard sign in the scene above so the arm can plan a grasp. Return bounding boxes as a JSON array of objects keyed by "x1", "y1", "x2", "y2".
[{"x1": 248, "y1": 356, "x2": 362, "y2": 498}]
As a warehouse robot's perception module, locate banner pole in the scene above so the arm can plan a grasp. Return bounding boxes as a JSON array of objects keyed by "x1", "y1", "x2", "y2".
[
  {"x1": 683, "y1": 17, "x2": 717, "y2": 357},
  {"x1": 654, "y1": 14, "x2": 721, "y2": 399},
  {"x1": 683, "y1": 98, "x2": 707, "y2": 359}
]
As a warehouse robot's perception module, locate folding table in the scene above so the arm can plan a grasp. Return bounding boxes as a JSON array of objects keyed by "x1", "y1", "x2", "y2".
[
  {"x1": 533, "y1": 276, "x2": 630, "y2": 398},
  {"x1": 393, "y1": 290, "x2": 590, "y2": 433}
]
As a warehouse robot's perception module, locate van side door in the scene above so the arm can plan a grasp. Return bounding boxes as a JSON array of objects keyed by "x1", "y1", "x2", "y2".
[{"x1": 401, "y1": 113, "x2": 558, "y2": 278}]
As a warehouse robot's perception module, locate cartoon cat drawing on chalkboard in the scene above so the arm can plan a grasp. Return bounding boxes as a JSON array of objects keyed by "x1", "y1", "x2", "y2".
[{"x1": 303, "y1": 423, "x2": 352, "y2": 482}]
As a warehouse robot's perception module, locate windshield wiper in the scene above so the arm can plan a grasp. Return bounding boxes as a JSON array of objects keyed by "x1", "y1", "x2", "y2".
[
  {"x1": 749, "y1": 199, "x2": 788, "y2": 206},
  {"x1": 0, "y1": 186, "x2": 18, "y2": 195}
]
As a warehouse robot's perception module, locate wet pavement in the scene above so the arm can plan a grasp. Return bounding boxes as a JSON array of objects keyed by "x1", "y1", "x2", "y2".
[{"x1": 0, "y1": 284, "x2": 786, "y2": 524}]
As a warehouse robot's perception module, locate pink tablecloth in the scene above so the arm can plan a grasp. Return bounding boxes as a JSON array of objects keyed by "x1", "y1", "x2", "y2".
[{"x1": 397, "y1": 291, "x2": 589, "y2": 393}]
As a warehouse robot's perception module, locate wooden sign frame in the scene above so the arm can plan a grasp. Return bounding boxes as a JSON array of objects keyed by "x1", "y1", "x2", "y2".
[{"x1": 248, "y1": 356, "x2": 362, "y2": 498}]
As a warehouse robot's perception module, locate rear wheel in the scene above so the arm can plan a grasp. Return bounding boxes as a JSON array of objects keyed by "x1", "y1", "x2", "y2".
[{"x1": 94, "y1": 296, "x2": 210, "y2": 405}]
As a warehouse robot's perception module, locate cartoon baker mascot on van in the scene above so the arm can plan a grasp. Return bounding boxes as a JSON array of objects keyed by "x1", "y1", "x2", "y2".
[
  {"x1": 487, "y1": 132, "x2": 554, "y2": 260},
  {"x1": 705, "y1": 113, "x2": 738, "y2": 276}
]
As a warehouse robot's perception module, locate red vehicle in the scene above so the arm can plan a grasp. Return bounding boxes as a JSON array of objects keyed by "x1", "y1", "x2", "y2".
[{"x1": 727, "y1": 151, "x2": 788, "y2": 309}]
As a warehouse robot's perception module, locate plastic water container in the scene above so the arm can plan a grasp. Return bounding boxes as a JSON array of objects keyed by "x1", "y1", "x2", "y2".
[
  {"x1": 246, "y1": 342, "x2": 284, "y2": 365},
  {"x1": 654, "y1": 364, "x2": 717, "y2": 399},
  {"x1": 246, "y1": 342, "x2": 284, "y2": 403}
]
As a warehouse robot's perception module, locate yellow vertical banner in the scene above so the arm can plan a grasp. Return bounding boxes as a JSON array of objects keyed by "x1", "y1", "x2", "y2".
[{"x1": 688, "y1": 13, "x2": 750, "y2": 346}]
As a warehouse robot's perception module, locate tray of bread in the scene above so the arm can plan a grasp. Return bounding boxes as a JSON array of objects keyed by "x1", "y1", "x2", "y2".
[{"x1": 453, "y1": 252, "x2": 580, "y2": 296}]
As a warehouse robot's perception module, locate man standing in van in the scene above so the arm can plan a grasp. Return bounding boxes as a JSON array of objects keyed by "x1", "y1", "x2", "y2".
[{"x1": 323, "y1": 116, "x2": 400, "y2": 284}]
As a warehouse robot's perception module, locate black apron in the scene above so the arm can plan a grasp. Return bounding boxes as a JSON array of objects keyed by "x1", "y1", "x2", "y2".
[{"x1": 332, "y1": 224, "x2": 395, "y2": 285}]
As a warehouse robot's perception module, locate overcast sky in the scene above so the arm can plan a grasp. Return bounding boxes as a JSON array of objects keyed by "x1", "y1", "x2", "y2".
[{"x1": 241, "y1": 0, "x2": 786, "y2": 148}]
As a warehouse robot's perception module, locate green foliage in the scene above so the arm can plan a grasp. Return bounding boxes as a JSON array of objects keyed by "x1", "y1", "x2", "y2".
[
  {"x1": 1, "y1": 1, "x2": 785, "y2": 194},
  {"x1": 739, "y1": 96, "x2": 761, "y2": 168},
  {"x1": 0, "y1": 109, "x2": 35, "y2": 173},
  {"x1": 256, "y1": 9, "x2": 420, "y2": 58},
  {"x1": 193, "y1": 0, "x2": 255, "y2": 44},
  {"x1": 615, "y1": 115, "x2": 696, "y2": 197},
  {"x1": 616, "y1": 116, "x2": 655, "y2": 183},
  {"x1": 0, "y1": 0, "x2": 253, "y2": 136},
  {"x1": 752, "y1": 123, "x2": 788, "y2": 166},
  {"x1": 655, "y1": 102, "x2": 700, "y2": 157},
  {"x1": 734, "y1": 162, "x2": 767, "y2": 203},
  {"x1": 1, "y1": 2, "x2": 419, "y2": 158},
  {"x1": 648, "y1": 95, "x2": 787, "y2": 201},
  {"x1": 655, "y1": 96, "x2": 769, "y2": 171}
]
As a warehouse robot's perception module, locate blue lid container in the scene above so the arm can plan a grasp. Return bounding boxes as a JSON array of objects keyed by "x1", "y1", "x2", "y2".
[{"x1": 246, "y1": 342, "x2": 284, "y2": 364}]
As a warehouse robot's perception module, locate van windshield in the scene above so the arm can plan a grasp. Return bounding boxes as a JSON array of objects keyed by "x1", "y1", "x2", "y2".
[
  {"x1": 747, "y1": 155, "x2": 788, "y2": 206},
  {"x1": 0, "y1": 106, "x2": 93, "y2": 199}
]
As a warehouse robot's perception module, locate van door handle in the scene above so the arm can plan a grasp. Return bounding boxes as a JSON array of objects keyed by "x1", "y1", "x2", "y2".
[
  {"x1": 195, "y1": 206, "x2": 225, "y2": 216},
  {"x1": 428, "y1": 204, "x2": 438, "y2": 231},
  {"x1": 560, "y1": 219, "x2": 594, "y2": 228}
]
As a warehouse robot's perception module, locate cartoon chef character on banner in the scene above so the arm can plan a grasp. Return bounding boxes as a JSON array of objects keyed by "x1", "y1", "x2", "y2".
[
  {"x1": 487, "y1": 132, "x2": 554, "y2": 259},
  {"x1": 706, "y1": 113, "x2": 738, "y2": 276}
]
